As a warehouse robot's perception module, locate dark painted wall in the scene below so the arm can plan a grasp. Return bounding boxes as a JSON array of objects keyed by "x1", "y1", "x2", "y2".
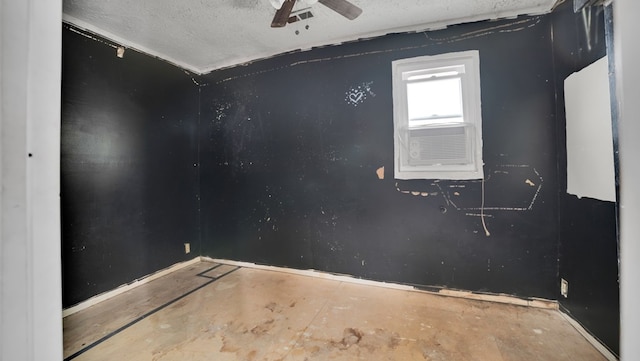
[
  {"x1": 199, "y1": 15, "x2": 560, "y2": 299},
  {"x1": 61, "y1": 25, "x2": 200, "y2": 307},
  {"x1": 552, "y1": 4, "x2": 620, "y2": 355}
]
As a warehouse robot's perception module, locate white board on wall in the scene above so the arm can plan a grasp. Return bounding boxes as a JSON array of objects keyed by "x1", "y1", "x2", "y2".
[{"x1": 564, "y1": 56, "x2": 616, "y2": 202}]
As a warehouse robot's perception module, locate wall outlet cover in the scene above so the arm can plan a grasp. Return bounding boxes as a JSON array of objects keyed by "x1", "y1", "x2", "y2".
[{"x1": 561, "y1": 278, "x2": 569, "y2": 298}]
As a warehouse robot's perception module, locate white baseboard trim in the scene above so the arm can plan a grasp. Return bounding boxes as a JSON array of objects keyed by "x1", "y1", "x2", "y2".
[
  {"x1": 436, "y1": 289, "x2": 557, "y2": 309},
  {"x1": 62, "y1": 257, "x2": 201, "y2": 317},
  {"x1": 559, "y1": 311, "x2": 618, "y2": 361},
  {"x1": 203, "y1": 256, "x2": 415, "y2": 289},
  {"x1": 203, "y1": 257, "x2": 557, "y2": 310}
]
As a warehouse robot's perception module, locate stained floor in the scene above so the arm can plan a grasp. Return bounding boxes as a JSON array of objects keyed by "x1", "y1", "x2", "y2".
[{"x1": 63, "y1": 261, "x2": 608, "y2": 361}]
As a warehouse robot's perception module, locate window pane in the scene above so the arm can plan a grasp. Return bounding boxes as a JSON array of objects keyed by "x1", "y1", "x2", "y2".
[
  {"x1": 406, "y1": 77, "x2": 463, "y2": 124},
  {"x1": 406, "y1": 68, "x2": 463, "y2": 81}
]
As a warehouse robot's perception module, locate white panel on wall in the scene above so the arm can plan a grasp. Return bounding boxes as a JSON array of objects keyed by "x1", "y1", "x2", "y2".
[{"x1": 564, "y1": 56, "x2": 616, "y2": 202}]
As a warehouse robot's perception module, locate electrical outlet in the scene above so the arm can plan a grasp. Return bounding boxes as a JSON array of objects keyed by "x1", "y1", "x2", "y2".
[
  {"x1": 561, "y1": 278, "x2": 569, "y2": 298},
  {"x1": 184, "y1": 243, "x2": 191, "y2": 254}
]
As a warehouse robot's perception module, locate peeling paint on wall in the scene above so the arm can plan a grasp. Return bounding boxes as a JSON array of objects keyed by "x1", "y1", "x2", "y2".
[
  {"x1": 68, "y1": 26, "x2": 118, "y2": 50},
  {"x1": 213, "y1": 17, "x2": 543, "y2": 85},
  {"x1": 393, "y1": 165, "x2": 544, "y2": 217}
]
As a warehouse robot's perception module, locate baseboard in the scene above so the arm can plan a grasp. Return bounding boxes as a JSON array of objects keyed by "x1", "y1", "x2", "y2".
[
  {"x1": 62, "y1": 257, "x2": 202, "y2": 317},
  {"x1": 203, "y1": 257, "x2": 557, "y2": 310},
  {"x1": 558, "y1": 310, "x2": 619, "y2": 361},
  {"x1": 436, "y1": 288, "x2": 557, "y2": 309}
]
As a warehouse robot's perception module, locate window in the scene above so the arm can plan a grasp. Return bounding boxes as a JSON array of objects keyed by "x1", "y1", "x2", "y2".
[{"x1": 392, "y1": 50, "x2": 484, "y2": 180}]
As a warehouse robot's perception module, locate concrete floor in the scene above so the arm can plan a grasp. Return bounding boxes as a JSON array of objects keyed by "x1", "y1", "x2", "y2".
[{"x1": 63, "y1": 261, "x2": 608, "y2": 361}]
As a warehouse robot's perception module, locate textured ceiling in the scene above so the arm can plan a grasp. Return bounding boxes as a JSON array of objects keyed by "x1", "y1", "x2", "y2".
[{"x1": 63, "y1": 0, "x2": 558, "y2": 74}]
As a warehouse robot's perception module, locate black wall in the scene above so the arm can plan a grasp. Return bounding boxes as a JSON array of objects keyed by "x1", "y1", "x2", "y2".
[
  {"x1": 552, "y1": 4, "x2": 620, "y2": 355},
  {"x1": 199, "y1": 15, "x2": 560, "y2": 299},
  {"x1": 61, "y1": 25, "x2": 200, "y2": 307}
]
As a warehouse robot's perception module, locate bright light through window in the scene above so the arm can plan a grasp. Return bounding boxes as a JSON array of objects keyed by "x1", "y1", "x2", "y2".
[
  {"x1": 392, "y1": 50, "x2": 483, "y2": 180},
  {"x1": 406, "y1": 77, "x2": 463, "y2": 127}
]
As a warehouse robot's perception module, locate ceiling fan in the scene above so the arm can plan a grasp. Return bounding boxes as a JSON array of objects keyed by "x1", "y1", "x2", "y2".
[{"x1": 270, "y1": 0, "x2": 362, "y2": 28}]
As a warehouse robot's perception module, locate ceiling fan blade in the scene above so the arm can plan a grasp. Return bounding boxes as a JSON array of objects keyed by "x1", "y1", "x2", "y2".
[
  {"x1": 318, "y1": 0, "x2": 362, "y2": 20},
  {"x1": 271, "y1": 0, "x2": 296, "y2": 27}
]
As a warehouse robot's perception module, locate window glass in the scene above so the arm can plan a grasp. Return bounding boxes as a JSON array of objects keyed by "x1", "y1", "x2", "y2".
[
  {"x1": 406, "y1": 77, "x2": 463, "y2": 127},
  {"x1": 392, "y1": 50, "x2": 483, "y2": 180}
]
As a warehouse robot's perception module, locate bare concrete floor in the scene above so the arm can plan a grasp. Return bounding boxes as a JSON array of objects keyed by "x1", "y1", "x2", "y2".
[{"x1": 63, "y1": 261, "x2": 607, "y2": 361}]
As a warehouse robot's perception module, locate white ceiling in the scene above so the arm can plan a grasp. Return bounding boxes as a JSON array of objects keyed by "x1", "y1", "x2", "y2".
[{"x1": 63, "y1": 0, "x2": 558, "y2": 74}]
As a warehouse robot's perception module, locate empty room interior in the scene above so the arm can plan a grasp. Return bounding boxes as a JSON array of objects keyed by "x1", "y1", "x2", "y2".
[{"x1": 59, "y1": 0, "x2": 621, "y2": 359}]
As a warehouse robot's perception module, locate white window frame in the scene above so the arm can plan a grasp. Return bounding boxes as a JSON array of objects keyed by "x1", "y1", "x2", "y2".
[{"x1": 392, "y1": 50, "x2": 484, "y2": 180}]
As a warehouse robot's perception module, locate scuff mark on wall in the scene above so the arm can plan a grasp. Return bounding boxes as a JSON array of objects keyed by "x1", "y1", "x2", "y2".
[
  {"x1": 393, "y1": 165, "x2": 544, "y2": 218},
  {"x1": 213, "y1": 102, "x2": 232, "y2": 121},
  {"x1": 424, "y1": 16, "x2": 542, "y2": 43},
  {"x1": 376, "y1": 166, "x2": 384, "y2": 180},
  {"x1": 444, "y1": 166, "x2": 543, "y2": 211},
  {"x1": 188, "y1": 74, "x2": 201, "y2": 86},
  {"x1": 465, "y1": 213, "x2": 494, "y2": 217},
  {"x1": 213, "y1": 17, "x2": 543, "y2": 85},
  {"x1": 68, "y1": 26, "x2": 118, "y2": 50}
]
